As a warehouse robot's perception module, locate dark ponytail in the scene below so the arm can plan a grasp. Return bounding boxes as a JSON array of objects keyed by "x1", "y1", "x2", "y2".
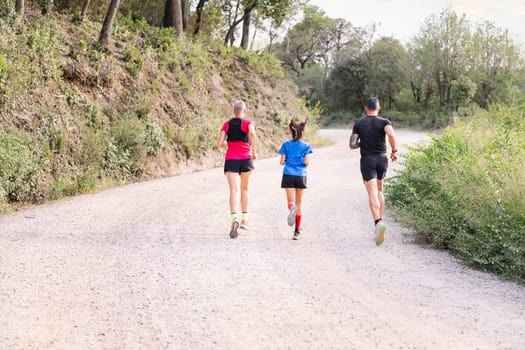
[{"x1": 289, "y1": 119, "x2": 307, "y2": 140}]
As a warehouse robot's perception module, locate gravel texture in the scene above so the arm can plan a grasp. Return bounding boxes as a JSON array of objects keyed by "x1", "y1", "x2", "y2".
[{"x1": 1, "y1": 129, "x2": 524, "y2": 350}]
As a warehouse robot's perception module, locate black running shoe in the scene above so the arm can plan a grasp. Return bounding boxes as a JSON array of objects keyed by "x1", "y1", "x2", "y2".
[
  {"x1": 229, "y1": 221, "x2": 240, "y2": 239},
  {"x1": 293, "y1": 229, "x2": 301, "y2": 240}
]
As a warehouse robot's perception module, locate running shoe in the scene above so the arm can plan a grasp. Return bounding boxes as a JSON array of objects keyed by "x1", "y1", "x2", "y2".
[
  {"x1": 374, "y1": 221, "x2": 387, "y2": 245},
  {"x1": 287, "y1": 204, "x2": 297, "y2": 226},
  {"x1": 240, "y1": 221, "x2": 249, "y2": 230},
  {"x1": 293, "y1": 229, "x2": 301, "y2": 240},
  {"x1": 229, "y1": 220, "x2": 240, "y2": 239}
]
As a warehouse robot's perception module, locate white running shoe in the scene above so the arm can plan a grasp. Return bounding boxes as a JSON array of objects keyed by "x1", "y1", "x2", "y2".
[
  {"x1": 374, "y1": 221, "x2": 387, "y2": 245},
  {"x1": 287, "y1": 204, "x2": 297, "y2": 226}
]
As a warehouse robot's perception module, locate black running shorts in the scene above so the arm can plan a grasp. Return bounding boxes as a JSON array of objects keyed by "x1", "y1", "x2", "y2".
[
  {"x1": 224, "y1": 159, "x2": 254, "y2": 173},
  {"x1": 281, "y1": 174, "x2": 307, "y2": 189},
  {"x1": 360, "y1": 153, "x2": 388, "y2": 181}
]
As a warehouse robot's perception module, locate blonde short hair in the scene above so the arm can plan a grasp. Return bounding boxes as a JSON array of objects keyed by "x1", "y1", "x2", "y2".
[{"x1": 233, "y1": 100, "x2": 246, "y2": 114}]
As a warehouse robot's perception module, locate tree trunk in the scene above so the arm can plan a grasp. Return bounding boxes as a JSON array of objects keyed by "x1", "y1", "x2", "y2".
[
  {"x1": 181, "y1": 0, "x2": 189, "y2": 31},
  {"x1": 224, "y1": 18, "x2": 241, "y2": 46},
  {"x1": 81, "y1": 0, "x2": 90, "y2": 17},
  {"x1": 163, "y1": 0, "x2": 183, "y2": 38},
  {"x1": 15, "y1": 0, "x2": 24, "y2": 14},
  {"x1": 173, "y1": 0, "x2": 183, "y2": 38},
  {"x1": 224, "y1": 2, "x2": 256, "y2": 47},
  {"x1": 98, "y1": 0, "x2": 121, "y2": 48},
  {"x1": 435, "y1": 72, "x2": 445, "y2": 106},
  {"x1": 41, "y1": 0, "x2": 53, "y2": 15},
  {"x1": 240, "y1": 8, "x2": 251, "y2": 51},
  {"x1": 224, "y1": 0, "x2": 242, "y2": 46},
  {"x1": 193, "y1": 0, "x2": 208, "y2": 36},
  {"x1": 410, "y1": 81, "x2": 421, "y2": 104},
  {"x1": 249, "y1": 23, "x2": 257, "y2": 51},
  {"x1": 163, "y1": 0, "x2": 173, "y2": 27},
  {"x1": 268, "y1": 26, "x2": 278, "y2": 51}
]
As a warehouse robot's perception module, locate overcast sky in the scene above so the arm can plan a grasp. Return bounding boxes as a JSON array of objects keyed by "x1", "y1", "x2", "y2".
[{"x1": 306, "y1": 0, "x2": 525, "y2": 46}]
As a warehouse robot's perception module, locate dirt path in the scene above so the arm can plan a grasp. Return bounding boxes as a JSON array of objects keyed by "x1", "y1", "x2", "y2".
[{"x1": 1, "y1": 129, "x2": 524, "y2": 350}]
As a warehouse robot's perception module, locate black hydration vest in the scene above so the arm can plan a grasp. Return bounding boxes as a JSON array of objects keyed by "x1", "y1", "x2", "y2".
[{"x1": 226, "y1": 118, "x2": 249, "y2": 142}]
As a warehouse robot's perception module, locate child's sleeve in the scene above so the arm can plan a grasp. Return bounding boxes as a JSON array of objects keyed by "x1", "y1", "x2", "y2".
[
  {"x1": 278, "y1": 143, "x2": 286, "y2": 154},
  {"x1": 306, "y1": 144, "x2": 313, "y2": 154}
]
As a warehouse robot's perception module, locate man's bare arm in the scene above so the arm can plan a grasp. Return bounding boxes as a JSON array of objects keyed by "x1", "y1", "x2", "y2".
[
  {"x1": 385, "y1": 125, "x2": 398, "y2": 162},
  {"x1": 349, "y1": 133, "x2": 360, "y2": 149}
]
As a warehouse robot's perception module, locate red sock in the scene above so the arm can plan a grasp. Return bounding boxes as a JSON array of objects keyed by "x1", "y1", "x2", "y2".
[
  {"x1": 288, "y1": 203, "x2": 294, "y2": 210},
  {"x1": 295, "y1": 215, "x2": 302, "y2": 230}
]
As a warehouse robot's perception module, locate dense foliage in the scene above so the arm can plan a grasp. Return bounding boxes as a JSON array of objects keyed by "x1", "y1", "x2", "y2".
[
  {"x1": 272, "y1": 6, "x2": 525, "y2": 128},
  {"x1": 0, "y1": 8, "x2": 314, "y2": 211},
  {"x1": 386, "y1": 105, "x2": 525, "y2": 283}
]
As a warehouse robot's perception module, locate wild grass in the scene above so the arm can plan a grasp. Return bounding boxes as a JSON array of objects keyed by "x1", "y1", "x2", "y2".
[
  {"x1": 0, "y1": 9, "x2": 315, "y2": 213},
  {"x1": 386, "y1": 105, "x2": 525, "y2": 284}
]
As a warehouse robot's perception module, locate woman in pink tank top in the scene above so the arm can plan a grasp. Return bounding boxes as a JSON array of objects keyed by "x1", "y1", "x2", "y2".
[{"x1": 216, "y1": 100, "x2": 257, "y2": 238}]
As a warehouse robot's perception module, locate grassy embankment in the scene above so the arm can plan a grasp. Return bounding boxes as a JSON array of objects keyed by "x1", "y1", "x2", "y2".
[
  {"x1": 0, "y1": 10, "x2": 318, "y2": 213},
  {"x1": 386, "y1": 105, "x2": 525, "y2": 284}
]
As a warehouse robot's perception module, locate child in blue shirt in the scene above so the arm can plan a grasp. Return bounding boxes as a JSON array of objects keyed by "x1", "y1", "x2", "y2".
[{"x1": 278, "y1": 120, "x2": 313, "y2": 240}]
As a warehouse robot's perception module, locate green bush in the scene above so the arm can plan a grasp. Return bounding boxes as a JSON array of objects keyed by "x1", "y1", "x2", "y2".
[
  {"x1": 0, "y1": 53, "x2": 11, "y2": 107},
  {"x1": 82, "y1": 127, "x2": 109, "y2": 169},
  {"x1": 0, "y1": 131, "x2": 50, "y2": 203},
  {"x1": 76, "y1": 170, "x2": 97, "y2": 192},
  {"x1": 0, "y1": 7, "x2": 317, "y2": 214},
  {"x1": 382, "y1": 110, "x2": 420, "y2": 128},
  {"x1": 102, "y1": 141, "x2": 131, "y2": 179},
  {"x1": 50, "y1": 177, "x2": 77, "y2": 200},
  {"x1": 112, "y1": 115, "x2": 147, "y2": 175},
  {"x1": 0, "y1": 182, "x2": 7, "y2": 213},
  {"x1": 0, "y1": 0, "x2": 13, "y2": 18},
  {"x1": 144, "y1": 120, "x2": 165, "y2": 156},
  {"x1": 123, "y1": 45, "x2": 144, "y2": 77},
  {"x1": 386, "y1": 105, "x2": 525, "y2": 283}
]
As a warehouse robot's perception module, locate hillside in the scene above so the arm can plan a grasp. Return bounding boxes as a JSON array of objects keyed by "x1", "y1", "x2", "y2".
[{"x1": 0, "y1": 10, "x2": 316, "y2": 211}]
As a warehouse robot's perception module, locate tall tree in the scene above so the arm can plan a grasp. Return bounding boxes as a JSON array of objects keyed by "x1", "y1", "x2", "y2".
[
  {"x1": 98, "y1": 0, "x2": 121, "y2": 47},
  {"x1": 272, "y1": 5, "x2": 340, "y2": 75},
  {"x1": 410, "y1": 9, "x2": 471, "y2": 108},
  {"x1": 469, "y1": 20, "x2": 522, "y2": 107},
  {"x1": 163, "y1": 0, "x2": 184, "y2": 38},
  {"x1": 181, "y1": 0, "x2": 189, "y2": 31},
  {"x1": 240, "y1": 6, "x2": 252, "y2": 50},
  {"x1": 193, "y1": 0, "x2": 209, "y2": 35},
  {"x1": 81, "y1": 0, "x2": 91, "y2": 18},
  {"x1": 223, "y1": 0, "x2": 243, "y2": 46},
  {"x1": 192, "y1": 0, "x2": 210, "y2": 35},
  {"x1": 15, "y1": 0, "x2": 24, "y2": 14},
  {"x1": 366, "y1": 37, "x2": 409, "y2": 109},
  {"x1": 41, "y1": 0, "x2": 53, "y2": 15},
  {"x1": 406, "y1": 45, "x2": 435, "y2": 110},
  {"x1": 225, "y1": 0, "x2": 295, "y2": 50},
  {"x1": 325, "y1": 56, "x2": 367, "y2": 111}
]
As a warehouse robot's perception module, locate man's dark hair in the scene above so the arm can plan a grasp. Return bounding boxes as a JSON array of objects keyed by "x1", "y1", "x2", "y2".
[{"x1": 366, "y1": 97, "x2": 379, "y2": 111}]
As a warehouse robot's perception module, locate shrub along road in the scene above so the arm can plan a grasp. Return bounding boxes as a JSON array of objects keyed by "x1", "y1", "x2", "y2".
[{"x1": 0, "y1": 129, "x2": 523, "y2": 349}]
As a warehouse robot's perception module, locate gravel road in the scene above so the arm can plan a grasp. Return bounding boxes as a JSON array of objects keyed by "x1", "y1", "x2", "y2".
[{"x1": 1, "y1": 129, "x2": 524, "y2": 350}]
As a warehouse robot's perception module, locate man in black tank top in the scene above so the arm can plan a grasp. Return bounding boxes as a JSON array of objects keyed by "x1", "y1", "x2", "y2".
[{"x1": 349, "y1": 98, "x2": 398, "y2": 245}]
